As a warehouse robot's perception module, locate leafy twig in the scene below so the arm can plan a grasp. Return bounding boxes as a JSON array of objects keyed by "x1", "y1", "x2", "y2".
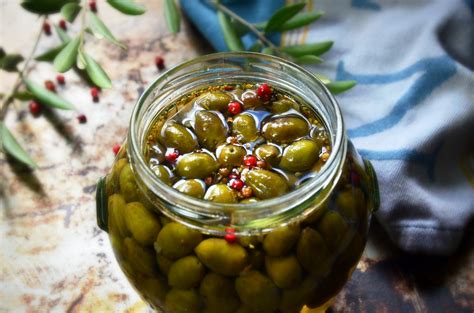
[{"x1": 0, "y1": 16, "x2": 45, "y2": 121}]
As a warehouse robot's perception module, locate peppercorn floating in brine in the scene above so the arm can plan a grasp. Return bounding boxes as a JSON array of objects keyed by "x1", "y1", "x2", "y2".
[{"x1": 145, "y1": 82, "x2": 331, "y2": 203}]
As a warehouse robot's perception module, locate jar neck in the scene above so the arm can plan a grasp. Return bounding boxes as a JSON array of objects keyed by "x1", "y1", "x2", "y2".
[{"x1": 128, "y1": 52, "x2": 346, "y2": 236}]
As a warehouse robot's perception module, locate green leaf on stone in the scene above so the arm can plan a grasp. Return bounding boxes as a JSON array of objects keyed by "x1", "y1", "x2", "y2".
[
  {"x1": 53, "y1": 36, "x2": 81, "y2": 72},
  {"x1": 218, "y1": 11, "x2": 244, "y2": 51},
  {"x1": 82, "y1": 53, "x2": 112, "y2": 89},
  {"x1": 12, "y1": 91, "x2": 34, "y2": 101},
  {"x1": 0, "y1": 53, "x2": 24, "y2": 72},
  {"x1": 107, "y1": 0, "x2": 146, "y2": 15},
  {"x1": 294, "y1": 55, "x2": 323, "y2": 64},
  {"x1": 265, "y1": 2, "x2": 306, "y2": 33},
  {"x1": 21, "y1": 0, "x2": 79, "y2": 14},
  {"x1": 54, "y1": 24, "x2": 72, "y2": 43},
  {"x1": 325, "y1": 80, "x2": 357, "y2": 94},
  {"x1": 0, "y1": 122, "x2": 38, "y2": 169},
  {"x1": 88, "y1": 12, "x2": 126, "y2": 49},
  {"x1": 282, "y1": 41, "x2": 333, "y2": 57},
  {"x1": 164, "y1": 0, "x2": 181, "y2": 34},
  {"x1": 61, "y1": 2, "x2": 81, "y2": 22},
  {"x1": 35, "y1": 44, "x2": 67, "y2": 62},
  {"x1": 24, "y1": 78, "x2": 75, "y2": 110},
  {"x1": 275, "y1": 11, "x2": 324, "y2": 32}
]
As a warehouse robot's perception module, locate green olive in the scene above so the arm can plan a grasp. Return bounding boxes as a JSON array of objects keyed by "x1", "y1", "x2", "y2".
[
  {"x1": 245, "y1": 169, "x2": 289, "y2": 200},
  {"x1": 106, "y1": 158, "x2": 128, "y2": 195},
  {"x1": 160, "y1": 121, "x2": 198, "y2": 153},
  {"x1": 124, "y1": 237, "x2": 157, "y2": 276},
  {"x1": 241, "y1": 90, "x2": 262, "y2": 109},
  {"x1": 262, "y1": 116, "x2": 310, "y2": 144},
  {"x1": 124, "y1": 202, "x2": 161, "y2": 246},
  {"x1": 200, "y1": 273, "x2": 240, "y2": 313},
  {"x1": 196, "y1": 91, "x2": 232, "y2": 112},
  {"x1": 265, "y1": 255, "x2": 302, "y2": 289},
  {"x1": 304, "y1": 202, "x2": 328, "y2": 224},
  {"x1": 155, "y1": 222, "x2": 203, "y2": 259},
  {"x1": 176, "y1": 152, "x2": 218, "y2": 179},
  {"x1": 140, "y1": 276, "x2": 169, "y2": 308},
  {"x1": 195, "y1": 238, "x2": 249, "y2": 276},
  {"x1": 119, "y1": 164, "x2": 140, "y2": 202},
  {"x1": 165, "y1": 288, "x2": 202, "y2": 313},
  {"x1": 232, "y1": 114, "x2": 259, "y2": 142},
  {"x1": 235, "y1": 271, "x2": 280, "y2": 312},
  {"x1": 153, "y1": 164, "x2": 173, "y2": 185},
  {"x1": 271, "y1": 99, "x2": 297, "y2": 114},
  {"x1": 248, "y1": 249, "x2": 265, "y2": 270},
  {"x1": 156, "y1": 254, "x2": 173, "y2": 275},
  {"x1": 240, "y1": 197, "x2": 259, "y2": 204},
  {"x1": 173, "y1": 179, "x2": 206, "y2": 198},
  {"x1": 255, "y1": 144, "x2": 281, "y2": 166},
  {"x1": 263, "y1": 224, "x2": 300, "y2": 257},
  {"x1": 217, "y1": 144, "x2": 246, "y2": 167},
  {"x1": 204, "y1": 184, "x2": 238, "y2": 203},
  {"x1": 279, "y1": 139, "x2": 321, "y2": 172},
  {"x1": 108, "y1": 194, "x2": 128, "y2": 238},
  {"x1": 168, "y1": 255, "x2": 206, "y2": 289},
  {"x1": 317, "y1": 210, "x2": 349, "y2": 251},
  {"x1": 335, "y1": 232, "x2": 365, "y2": 271},
  {"x1": 336, "y1": 188, "x2": 366, "y2": 222},
  {"x1": 296, "y1": 227, "x2": 331, "y2": 277},
  {"x1": 280, "y1": 277, "x2": 319, "y2": 312},
  {"x1": 239, "y1": 235, "x2": 261, "y2": 248},
  {"x1": 194, "y1": 110, "x2": 228, "y2": 151},
  {"x1": 159, "y1": 215, "x2": 172, "y2": 226}
]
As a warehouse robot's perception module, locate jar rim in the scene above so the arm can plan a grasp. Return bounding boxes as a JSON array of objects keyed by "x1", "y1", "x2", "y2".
[{"x1": 129, "y1": 52, "x2": 346, "y2": 233}]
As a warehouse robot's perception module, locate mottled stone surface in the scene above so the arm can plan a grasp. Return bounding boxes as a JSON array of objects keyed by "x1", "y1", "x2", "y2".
[{"x1": 0, "y1": 1, "x2": 473, "y2": 313}]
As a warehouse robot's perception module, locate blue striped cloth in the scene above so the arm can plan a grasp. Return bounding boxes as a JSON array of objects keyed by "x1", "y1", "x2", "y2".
[{"x1": 180, "y1": 0, "x2": 474, "y2": 255}]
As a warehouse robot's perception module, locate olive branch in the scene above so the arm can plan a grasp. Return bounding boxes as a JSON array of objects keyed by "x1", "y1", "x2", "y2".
[
  {"x1": 0, "y1": 0, "x2": 146, "y2": 169},
  {"x1": 164, "y1": 0, "x2": 356, "y2": 94}
]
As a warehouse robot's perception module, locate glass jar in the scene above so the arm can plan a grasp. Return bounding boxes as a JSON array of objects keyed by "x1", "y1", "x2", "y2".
[{"x1": 96, "y1": 52, "x2": 379, "y2": 313}]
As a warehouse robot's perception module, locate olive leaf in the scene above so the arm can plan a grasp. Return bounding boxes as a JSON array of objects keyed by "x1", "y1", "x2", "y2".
[
  {"x1": 231, "y1": 19, "x2": 250, "y2": 37},
  {"x1": 264, "y1": 2, "x2": 306, "y2": 33},
  {"x1": 0, "y1": 48, "x2": 5, "y2": 59},
  {"x1": 282, "y1": 41, "x2": 333, "y2": 57},
  {"x1": 0, "y1": 53, "x2": 24, "y2": 72},
  {"x1": 261, "y1": 47, "x2": 275, "y2": 55},
  {"x1": 61, "y1": 2, "x2": 81, "y2": 22},
  {"x1": 21, "y1": 0, "x2": 79, "y2": 14},
  {"x1": 0, "y1": 122, "x2": 38, "y2": 168},
  {"x1": 88, "y1": 12, "x2": 126, "y2": 49},
  {"x1": 53, "y1": 36, "x2": 81, "y2": 72},
  {"x1": 294, "y1": 55, "x2": 323, "y2": 64},
  {"x1": 164, "y1": 0, "x2": 181, "y2": 34},
  {"x1": 54, "y1": 24, "x2": 72, "y2": 43},
  {"x1": 82, "y1": 53, "x2": 112, "y2": 89},
  {"x1": 24, "y1": 78, "x2": 75, "y2": 110},
  {"x1": 218, "y1": 11, "x2": 244, "y2": 51},
  {"x1": 325, "y1": 80, "x2": 357, "y2": 94},
  {"x1": 12, "y1": 91, "x2": 34, "y2": 101},
  {"x1": 275, "y1": 11, "x2": 324, "y2": 32},
  {"x1": 76, "y1": 51, "x2": 87, "y2": 70},
  {"x1": 35, "y1": 44, "x2": 67, "y2": 62},
  {"x1": 107, "y1": 0, "x2": 146, "y2": 15},
  {"x1": 248, "y1": 41, "x2": 263, "y2": 52}
]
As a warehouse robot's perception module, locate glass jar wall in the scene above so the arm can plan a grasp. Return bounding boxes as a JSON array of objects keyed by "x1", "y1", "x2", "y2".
[{"x1": 96, "y1": 53, "x2": 379, "y2": 313}]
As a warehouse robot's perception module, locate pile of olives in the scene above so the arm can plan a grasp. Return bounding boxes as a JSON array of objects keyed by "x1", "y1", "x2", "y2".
[
  {"x1": 145, "y1": 83, "x2": 332, "y2": 203},
  {"x1": 106, "y1": 146, "x2": 369, "y2": 312}
]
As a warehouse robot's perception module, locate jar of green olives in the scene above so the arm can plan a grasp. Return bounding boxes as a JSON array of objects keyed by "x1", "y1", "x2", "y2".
[{"x1": 96, "y1": 52, "x2": 379, "y2": 313}]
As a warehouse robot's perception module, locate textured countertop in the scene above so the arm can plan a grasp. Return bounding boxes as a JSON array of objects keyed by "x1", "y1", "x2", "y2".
[{"x1": 0, "y1": 1, "x2": 473, "y2": 312}]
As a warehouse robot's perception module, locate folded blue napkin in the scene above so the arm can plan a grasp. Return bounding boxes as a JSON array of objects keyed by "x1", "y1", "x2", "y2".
[{"x1": 180, "y1": 0, "x2": 474, "y2": 255}]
